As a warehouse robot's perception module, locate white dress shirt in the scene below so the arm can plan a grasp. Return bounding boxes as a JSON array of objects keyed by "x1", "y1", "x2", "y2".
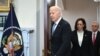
[{"x1": 77, "y1": 31, "x2": 84, "y2": 46}]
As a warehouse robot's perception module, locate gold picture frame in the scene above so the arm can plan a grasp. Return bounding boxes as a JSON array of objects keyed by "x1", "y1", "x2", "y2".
[{"x1": 0, "y1": 0, "x2": 11, "y2": 12}]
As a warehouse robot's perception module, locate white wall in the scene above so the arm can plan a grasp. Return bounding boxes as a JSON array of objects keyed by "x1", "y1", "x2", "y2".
[
  {"x1": 97, "y1": 3, "x2": 100, "y2": 30},
  {"x1": 14, "y1": 0, "x2": 44, "y2": 56},
  {"x1": 14, "y1": 0, "x2": 37, "y2": 56},
  {"x1": 99, "y1": 5, "x2": 100, "y2": 30},
  {"x1": 36, "y1": 0, "x2": 44, "y2": 56},
  {"x1": 61, "y1": 0, "x2": 98, "y2": 30}
]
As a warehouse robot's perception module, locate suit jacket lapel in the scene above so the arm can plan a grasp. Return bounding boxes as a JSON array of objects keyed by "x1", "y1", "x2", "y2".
[
  {"x1": 51, "y1": 22, "x2": 54, "y2": 35},
  {"x1": 81, "y1": 32, "x2": 85, "y2": 47},
  {"x1": 81, "y1": 30, "x2": 88, "y2": 47},
  {"x1": 75, "y1": 31, "x2": 80, "y2": 46},
  {"x1": 95, "y1": 31, "x2": 99, "y2": 42}
]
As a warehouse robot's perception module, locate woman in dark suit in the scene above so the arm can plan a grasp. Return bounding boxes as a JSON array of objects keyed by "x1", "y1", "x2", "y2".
[{"x1": 71, "y1": 18, "x2": 92, "y2": 56}]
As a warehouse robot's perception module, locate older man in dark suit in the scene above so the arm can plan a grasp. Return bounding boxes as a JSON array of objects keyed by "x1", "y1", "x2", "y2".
[
  {"x1": 91, "y1": 21, "x2": 100, "y2": 56},
  {"x1": 49, "y1": 6, "x2": 72, "y2": 56}
]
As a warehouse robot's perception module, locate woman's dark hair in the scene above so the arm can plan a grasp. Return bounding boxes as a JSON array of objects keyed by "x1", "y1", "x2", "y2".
[{"x1": 75, "y1": 18, "x2": 86, "y2": 30}]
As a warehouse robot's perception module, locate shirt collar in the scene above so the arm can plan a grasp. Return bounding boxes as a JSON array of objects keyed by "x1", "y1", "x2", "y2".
[
  {"x1": 54, "y1": 17, "x2": 62, "y2": 25},
  {"x1": 92, "y1": 31, "x2": 98, "y2": 34}
]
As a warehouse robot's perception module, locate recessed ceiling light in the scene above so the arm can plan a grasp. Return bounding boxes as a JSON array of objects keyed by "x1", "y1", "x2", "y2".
[
  {"x1": 47, "y1": 0, "x2": 51, "y2": 4},
  {"x1": 94, "y1": 0, "x2": 100, "y2": 2}
]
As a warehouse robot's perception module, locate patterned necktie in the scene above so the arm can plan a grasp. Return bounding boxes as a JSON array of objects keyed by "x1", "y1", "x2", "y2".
[
  {"x1": 92, "y1": 33, "x2": 96, "y2": 45},
  {"x1": 52, "y1": 23, "x2": 56, "y2": 35}
]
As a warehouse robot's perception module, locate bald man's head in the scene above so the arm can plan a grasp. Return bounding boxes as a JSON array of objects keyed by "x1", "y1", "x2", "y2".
[
  {"x1": 91, "y1": 21, "x2": 99, "y2": 32},
  {"x1": 49, "y1": 6, "x2": 62, "y2": 22}
]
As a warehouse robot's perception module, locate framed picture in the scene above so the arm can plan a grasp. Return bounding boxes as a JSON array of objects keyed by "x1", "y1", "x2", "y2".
[{"x1": 0, "y1": 0, "x2": 11, "y2": 12}]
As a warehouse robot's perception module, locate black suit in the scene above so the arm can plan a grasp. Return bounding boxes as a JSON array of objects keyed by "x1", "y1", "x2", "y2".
[
  {"x1": 51, "y1": 18, "x2": 71, "y2": 56},
  {"x1": 71, "y1": 30, "x2": 92, "y2": 56},
  {"x1": 91, "y1": 31, "x2": 100, "y2": 56}
]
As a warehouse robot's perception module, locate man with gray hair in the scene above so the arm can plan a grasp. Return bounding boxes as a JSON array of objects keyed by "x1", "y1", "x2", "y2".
[
  {"x1": 49, "y1": 6, "x2": 71, "y2": 56},
  {"x1": 91, "y1": 21, "x2": 100, "y2": 56}
]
